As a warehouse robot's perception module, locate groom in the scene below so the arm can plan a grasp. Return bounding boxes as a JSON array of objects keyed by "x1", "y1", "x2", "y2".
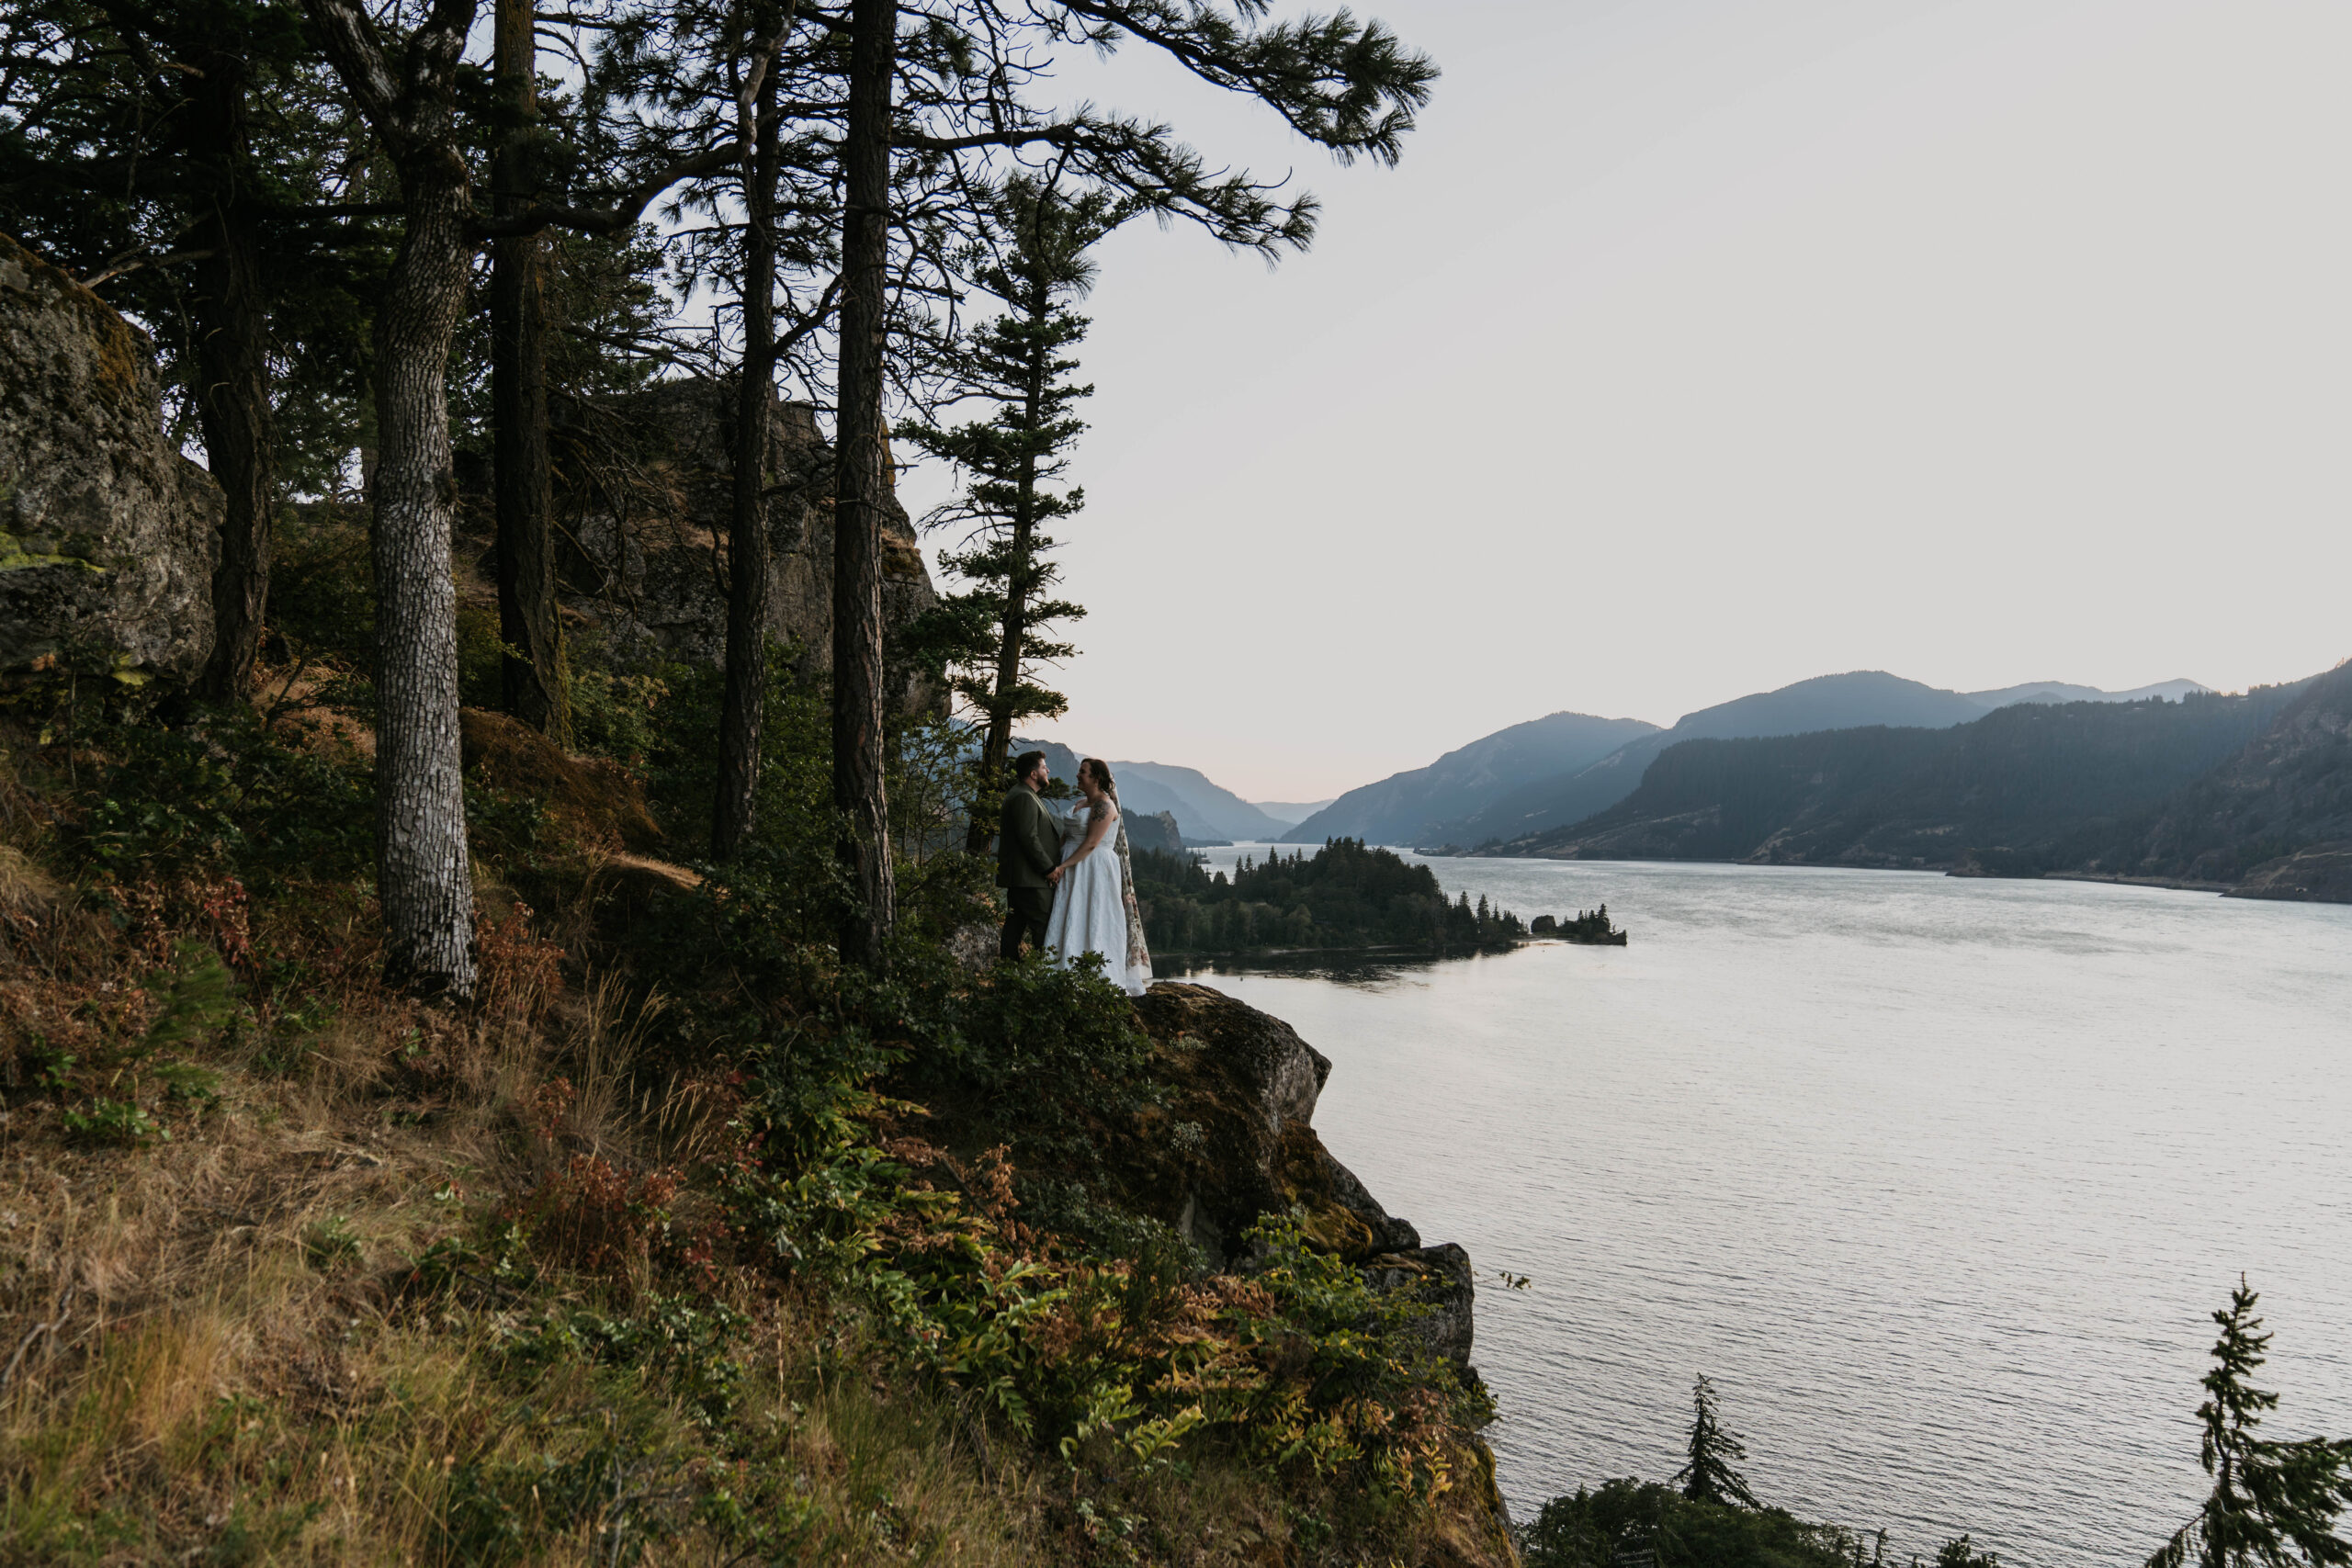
[{"x1": 995, "y1": 750, "x2": 1063, "y2": 960}]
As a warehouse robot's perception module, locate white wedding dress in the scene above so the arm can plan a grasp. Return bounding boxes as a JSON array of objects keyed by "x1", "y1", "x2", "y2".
[{"x1": 1043, "y1": 798, "x2": 1152, "y2": 997}]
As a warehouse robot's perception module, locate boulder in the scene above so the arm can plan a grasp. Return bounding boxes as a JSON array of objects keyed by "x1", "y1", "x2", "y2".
[
  {"x1": 1129, "y1": 982, "x2": 1476, "y2": 1374},
  {"x1": 0, "y1": 233, "x2": 219, "y2": 680},
  {"x1": 548, "y1": 380, "x2": 938, "y2": 712}
]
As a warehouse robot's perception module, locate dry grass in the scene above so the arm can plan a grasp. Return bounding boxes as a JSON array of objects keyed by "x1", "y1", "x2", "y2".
[{"x1": 0, "y1": 961, "x2": 1102, "y2": 1567}]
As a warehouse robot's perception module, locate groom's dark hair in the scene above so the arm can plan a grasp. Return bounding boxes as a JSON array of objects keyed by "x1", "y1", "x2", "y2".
[{"x1": 1012, "y1": 750, "x2": 1046, "y2": 782}]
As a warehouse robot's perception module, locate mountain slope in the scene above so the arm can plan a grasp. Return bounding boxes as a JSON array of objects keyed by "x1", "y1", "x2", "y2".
[
  {"x1": 1444, "y1": 672, "x2": 1995, "y2": 849},
  {"x1": 1112, "y1": 761, "x2": 1291, "y2": 841},
  {"x1": 1007, "y1": 740, "x2": 1281, "y2": 843},
  {"x1": 2109, "y1": 661, "x2": 2352, "y2": 891},
  {"x1": 1496, "y1": 683, "x2": 2315, "y2": 877},
  {"x1": 1280, "y1": 712, "x2": 1658, "y2": 847}
]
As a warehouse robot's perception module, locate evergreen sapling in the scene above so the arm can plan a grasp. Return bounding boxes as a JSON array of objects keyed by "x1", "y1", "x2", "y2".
[
  {"x1": 2149, "y1": 1279, "x2": 2352, "y2": 1568},
  {"x1": 1674, "y1": 1374, "x2": 1763, "y2": 1510}
]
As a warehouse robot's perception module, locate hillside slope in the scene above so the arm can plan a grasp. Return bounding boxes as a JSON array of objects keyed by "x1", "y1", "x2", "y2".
[
  {"x1": 1446, "y1": 672, "x2": 1994, "y2": 850},
  {"x1": 2110, "y1": 660, "x2": 2352, "y2": 897},
  {"x1": 1282, "y1": 711, "x2": 1657, "y2": 847},
  {"x1": 1112, "y1": 761, "x2": 1291, "y2": 841},
  {"x1": 1507, "y1": 686, "x2": 2309, "y2": 873}
]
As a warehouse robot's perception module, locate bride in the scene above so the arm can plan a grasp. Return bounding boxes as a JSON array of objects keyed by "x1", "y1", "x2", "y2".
[{"x1": 1043, "y1": 758, "x2": 1153, "y2": 997}]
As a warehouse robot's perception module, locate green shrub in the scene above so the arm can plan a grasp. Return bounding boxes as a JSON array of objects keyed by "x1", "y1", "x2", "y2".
[
  {"x1": 62, "y1": 1095, "x2": 165, "y2": 1146},
  {"x1": 1521, "y1": 1479, "x2": 1864, "y2": 1568}
]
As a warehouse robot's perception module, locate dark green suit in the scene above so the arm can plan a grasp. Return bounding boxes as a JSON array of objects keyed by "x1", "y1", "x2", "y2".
[{"x1": 996, "y1": 784, "x2": 1060, "y2": 958}]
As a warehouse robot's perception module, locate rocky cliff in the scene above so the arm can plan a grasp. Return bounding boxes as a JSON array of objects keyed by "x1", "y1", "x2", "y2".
[
  {"x1": 1128, "y1": 982, "x2": 1513, "y2": 1564},
  {"x1": 548, "y1": 380, "x2": 938, "y2": 709},
  {"x1": 0, "y1": 233, "x2": 219, "y2": 680}
]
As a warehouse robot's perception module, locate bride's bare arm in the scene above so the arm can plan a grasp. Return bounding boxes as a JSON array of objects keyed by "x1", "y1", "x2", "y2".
[{"x1": 1059, "y1": 803, "x2": 1114, "y2": 870}]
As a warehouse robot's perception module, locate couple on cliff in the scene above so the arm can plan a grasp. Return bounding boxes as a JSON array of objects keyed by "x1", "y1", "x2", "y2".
[{"x1": 994, "y1": 750, "x2": 1153, "y2": 997}]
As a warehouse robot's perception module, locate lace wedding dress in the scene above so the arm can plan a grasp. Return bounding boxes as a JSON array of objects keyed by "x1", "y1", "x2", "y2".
[{"x1": 1043, "y1": 797, "x2": 1153, "y2": 997}]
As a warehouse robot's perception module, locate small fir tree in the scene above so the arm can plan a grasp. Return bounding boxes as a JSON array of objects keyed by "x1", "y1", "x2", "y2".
[
  {"x1": 1673, "y1": 1374, "x2": 1763, "y2": 1509},
  {"x1": 2149, "y1": 1279, "x2": 2352, "y2": 1568},
  {"x1": 904, "y1": 176, "x2": 1115, "y2": 851}
]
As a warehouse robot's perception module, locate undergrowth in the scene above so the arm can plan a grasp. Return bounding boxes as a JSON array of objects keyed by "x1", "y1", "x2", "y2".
[{"x1": 0, "y1": 622, "x2": 1502, "y2": 1565}]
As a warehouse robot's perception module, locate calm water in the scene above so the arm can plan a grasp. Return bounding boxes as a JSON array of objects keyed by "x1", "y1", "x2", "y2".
[{"x1": 1162, "y1": 850, "x2": 2352, "y2": 1565}]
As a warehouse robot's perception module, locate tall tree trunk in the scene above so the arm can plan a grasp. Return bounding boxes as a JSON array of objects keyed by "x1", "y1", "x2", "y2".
[
  {"x1": 191, "y1": 47, "x2": 273, "y2": 704},
  {"x1": 832, "y1": 0, "x2": 896, "y2": 965},
  {"x1": 491, "y1": 0, "x2": 566, "y2": 739},
  {"x1": 370, "y1": 175, "x2": 479, "y2": 998},
  {"x1": 711, "y1": 60, "x2": 781, "y2": 859}
]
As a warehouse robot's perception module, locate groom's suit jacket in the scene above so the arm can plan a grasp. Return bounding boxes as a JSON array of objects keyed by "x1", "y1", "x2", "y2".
[{"x1": 995, "y1": 784, "x2": 1060, "y2": 889}]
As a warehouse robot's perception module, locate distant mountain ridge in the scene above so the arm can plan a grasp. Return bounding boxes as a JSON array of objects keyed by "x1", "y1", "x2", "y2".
[
  {"x1": 1426, "y1": 671, "x2": 2213, "y2": 851},
  {"x1": 1498, "y1": 687, "x2": 2303, "y2": 869},
  {"x1": 1280, "y1": 712, "x2": 1659, "y2": 848},
  {"x1": 1468, "y1": 661, "x2": 2352, "y2": 903},
  {"x1": 1009, "y1": 739, "x2": 1284, "y2": 844}
]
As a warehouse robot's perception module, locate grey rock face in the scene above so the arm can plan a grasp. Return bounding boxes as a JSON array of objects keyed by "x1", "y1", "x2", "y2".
[
  {"x1": 1131, "y1": 982, "x2": 1475, "y2": 1374},
  {"x1": 0, "y1": 233, "x2": 220, "y2": 680},
  {"x1": 549, "y1": 380, "x2": 937, "y2": 709}
]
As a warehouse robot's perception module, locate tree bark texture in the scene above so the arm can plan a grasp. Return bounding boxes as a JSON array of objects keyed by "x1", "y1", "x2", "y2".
[
  {"x1": 191, "y1": 45, "x2": 274, "y2": 704},
  {"x1": 303, "y1": 0, "x2": 479, "y2": 998},
  {"x1": 710, "y1": 63, "x2": 782, "y2": 860},
  {"x1": 491, "y1": 0, "x2": 566, "y2": 739},
  {"x1": 369, "y1": 182, "x2": 479, "y2": 997},
  {"x1": 832, "y1": 0, "x2": 897, "y2": 965}
]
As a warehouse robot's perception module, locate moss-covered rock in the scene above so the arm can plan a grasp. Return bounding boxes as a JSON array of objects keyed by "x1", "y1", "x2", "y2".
[{"x1": 0, "y1": 232, "x2": 219, "y2": 680}]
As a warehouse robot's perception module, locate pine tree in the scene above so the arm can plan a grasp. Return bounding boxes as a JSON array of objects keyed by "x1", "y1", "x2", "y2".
[
  {"x1": 1672, "y1": 1374, "x2": 1762, "y2": 1509},
  {"x1": 903, "y1": 176, "x2": 1112, "y2": 852},
  {"x1": 2149, "y1": 1279, "x2": 2352, "y2": 1568}
]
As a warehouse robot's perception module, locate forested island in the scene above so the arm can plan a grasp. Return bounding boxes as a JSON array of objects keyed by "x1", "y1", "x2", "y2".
[{"x1": 1133, "y1": 840, "x2": 1528, "y2": 955}]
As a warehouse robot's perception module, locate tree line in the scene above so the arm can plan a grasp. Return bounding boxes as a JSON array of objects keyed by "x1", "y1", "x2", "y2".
[
  {"x1": 1130, "y1": 839, "x2": 1527, "y2": 953},
  {"x1": 2, "y1": 0, "x2": 1435, "y2": 996}
]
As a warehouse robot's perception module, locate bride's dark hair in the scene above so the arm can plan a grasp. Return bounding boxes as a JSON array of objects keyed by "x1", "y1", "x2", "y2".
[{"x1": 1081, "y1": 758, "x2": 1116, "y2": 799}]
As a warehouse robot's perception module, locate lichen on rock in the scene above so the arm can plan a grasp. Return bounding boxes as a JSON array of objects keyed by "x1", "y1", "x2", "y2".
[
  {"x1": 0, "y1": 232, "x2": 220, "y2": 680},
  {"x1": 543, "y1": 379, "x2": 938, "y2": 710},
  {"x1": 1131, "y1": 982, "x2": 1477, "y2": 1374}
]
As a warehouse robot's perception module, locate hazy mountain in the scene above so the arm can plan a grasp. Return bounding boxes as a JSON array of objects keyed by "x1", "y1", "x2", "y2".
[
  {"x1": 1965, "y1": 677, "x2": 2211, "y2": 708},
  {"x1": 1487, "y1": 681, "x2": 2322, "y2": 886},
  {"x1": 1251, "y1": 799, "x2": 1336, "y2": 826},
  {"x1": 1008, "y1": 740, "x2": 1283, "y2": 843},
  {"x1": 1435, "y1": 671, "x2": 1997, "y2": 850},
  {"x1": 1280, "y1": 712, "x2": 1659, "y2": 847},
  {"x1": 1110, "y1": 761, "x2": 1290, "y2": 841}
]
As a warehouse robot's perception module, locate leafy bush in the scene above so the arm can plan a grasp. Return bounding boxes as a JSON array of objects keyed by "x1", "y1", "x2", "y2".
[{"x1": 61, "y1": 1094, "x2": 165, "y2": 1146}]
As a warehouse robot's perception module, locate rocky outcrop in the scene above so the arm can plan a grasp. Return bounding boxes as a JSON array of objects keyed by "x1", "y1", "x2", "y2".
[
  {"x1": 1124, "y1": 809, "x2": 1184, "y2": 858},
  {"x1": 1131, "y1": 982, "x2": 1476, "y2": 1375},
  {"x1": 0, "y1": 233, "x2": 220, "y2": 680},
  {"x1": 548, "y1": 380, "x2": 938, "y2": 710},
  {"x1": 1125, "y1": 983, "x2": 1512, "y2": 1566}
]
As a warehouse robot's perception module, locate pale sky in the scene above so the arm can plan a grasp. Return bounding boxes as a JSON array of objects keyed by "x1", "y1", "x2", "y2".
[{"x1": 903, "y1": 0, "x2": 2352, "y2": 801}]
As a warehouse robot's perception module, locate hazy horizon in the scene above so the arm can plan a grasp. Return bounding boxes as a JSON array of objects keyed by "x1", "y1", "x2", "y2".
[{"x1": 903, "y1": 0, "x2": 2352, "y2": 799}]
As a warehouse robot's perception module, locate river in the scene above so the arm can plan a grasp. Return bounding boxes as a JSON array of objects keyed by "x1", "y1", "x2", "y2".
[{"x1": 1158, "y1": 850, "x2": 2352, "y2": 1565}]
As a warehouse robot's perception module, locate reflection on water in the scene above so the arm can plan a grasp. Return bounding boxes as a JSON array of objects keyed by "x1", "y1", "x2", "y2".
[
  {"x1": 1153, "y1": 951, "x2": 1445, "y2": 988},
  {"x1": 1163, "y1": 849, "x2": 2352, "y2": 1568}
]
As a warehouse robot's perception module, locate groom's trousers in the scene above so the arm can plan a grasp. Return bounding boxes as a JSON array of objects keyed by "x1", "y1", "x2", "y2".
[{"x1": 1000, "y1": 886, "x2": 1053, "y2": 960}]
